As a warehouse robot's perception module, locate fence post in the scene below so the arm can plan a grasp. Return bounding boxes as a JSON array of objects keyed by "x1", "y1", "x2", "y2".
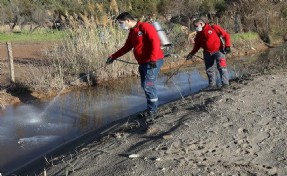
[{"x1": 6, "y1": 42, "x2": 15, "y2": 83}]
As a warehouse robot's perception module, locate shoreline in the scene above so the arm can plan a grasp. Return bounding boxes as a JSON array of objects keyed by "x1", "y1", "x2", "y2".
[
  {"x1": 8, "y1": 70, "x2": 287, "y2": 175},
  {"x1": 2, "y1": 42, "x2": 286, "y2": 175},
  {"x1": 0, "y1": 39, "x2": 282, "y2": 109}
]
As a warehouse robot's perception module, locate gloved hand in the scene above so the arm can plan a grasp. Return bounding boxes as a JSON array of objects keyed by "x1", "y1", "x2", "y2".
[
  {"x1": 149, "y1": 61, "x2": 157, "y2": 68},
  {"x1": 186, "y1": 53, "x2": 194, "y2": 60},
  {"x1": 106, "y1": 57, "x2": 114, "y2": 64},
  {"x1": 225, "y1": 47, "x2": 231, "y2": 54}
]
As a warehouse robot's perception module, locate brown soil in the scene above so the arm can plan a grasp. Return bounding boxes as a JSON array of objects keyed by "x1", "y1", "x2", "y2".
[{"x1": 0, "y1": 42, "x2": 56, "y2": 107}]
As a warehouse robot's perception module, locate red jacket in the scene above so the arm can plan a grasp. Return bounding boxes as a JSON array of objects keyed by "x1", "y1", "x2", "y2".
[
  {"x1": 111, "y1": 21, "x2": 164, "y2": 64},
  {"x1": 190, "y1": 23, "x2": 231, "y2": 55}
]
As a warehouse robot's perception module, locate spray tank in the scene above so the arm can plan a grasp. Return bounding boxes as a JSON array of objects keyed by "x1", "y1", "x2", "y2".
[{"x1": 152, "y1": 22, "x2": 172, "y2": 47}]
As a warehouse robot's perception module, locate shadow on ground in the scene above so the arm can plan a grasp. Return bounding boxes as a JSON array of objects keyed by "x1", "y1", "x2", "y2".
[{"x1": 6, "y1": 82, "x2": 38, "y2": 103}]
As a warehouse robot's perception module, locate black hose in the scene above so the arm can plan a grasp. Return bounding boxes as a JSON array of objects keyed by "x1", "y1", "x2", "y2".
[
  {"x1": 115, "y1": 59, "x2": 138, "y2": 65},
  {"x1": 165, "y1": 55, "x2": 203, "y2": 83}
]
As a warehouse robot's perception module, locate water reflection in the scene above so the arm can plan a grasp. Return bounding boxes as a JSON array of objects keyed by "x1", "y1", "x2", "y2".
[
  {"x1": 1, "y1": 45, "x2": 285, "y2": 174},
  {"x1": 0, "y1": 68, "x2": 208, "y2": 173}
]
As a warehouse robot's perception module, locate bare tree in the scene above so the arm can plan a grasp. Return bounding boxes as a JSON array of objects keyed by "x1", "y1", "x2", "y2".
[{"x1": 30, "y1": 8, "x2": 50, "y2": 32}]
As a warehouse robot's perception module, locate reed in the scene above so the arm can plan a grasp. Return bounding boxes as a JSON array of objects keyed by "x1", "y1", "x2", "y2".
[
  {"x1": 16, "y1": 17, "x2": 192, "y2": 91},
  {"x1": 45, "y1": 21, "x2": 137, "y2": 88}
]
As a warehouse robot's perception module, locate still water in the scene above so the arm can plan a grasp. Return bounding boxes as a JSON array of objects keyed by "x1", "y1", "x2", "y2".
[
  {"x1": 0, "y1": 68, "x2": 209, "y2": 174},
  {"x1": 0, "y1": 45, "x2": 285, "y2": 174}
]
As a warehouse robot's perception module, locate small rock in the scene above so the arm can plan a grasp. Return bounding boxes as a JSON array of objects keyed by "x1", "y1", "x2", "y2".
[
  {"x1": 146, "y1": 126, "x2": 159, "y2": 135},
  {"x1": 114, "y1": 132, "x2": 123, "y2": 139},
  {"x1": 184, "y1": 123, "x2": 191, "y2": 127},
  {"x1": 129, "y1": 154, "x2": 140, "y2": 158},
  {"x1": 188, "y1": 144, "x2": 198, "y2": 150},
  {"x1": 272, "y1": 89, "x2": 278, "y2": 94},
  {"x1": 155, "y1": 157, "x2": 161, "y2": 162},
  {"x1": 225, "y1": 98, "x2": 234, "y2": 102},
  {"x1": 238, "y1": 128, "x2": 243, "y2": 133},
  {"x1": 163, "y1": 134, "x2": 173, "y2": 140},
  {"x1": 172, "y1": 142, "x2": 181, "y2": 148}
]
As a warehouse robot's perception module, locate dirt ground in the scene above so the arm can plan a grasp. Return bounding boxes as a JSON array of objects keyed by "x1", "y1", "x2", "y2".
[
  {"x1": 0, "y1": 42, "x2": 55, "y2": 106},
  {"x1": 10, "y1": 70, "x2": 287, "y2": 176},
  {"x1": 0, "y1": 39, "x2": 286, "y2": 175}
]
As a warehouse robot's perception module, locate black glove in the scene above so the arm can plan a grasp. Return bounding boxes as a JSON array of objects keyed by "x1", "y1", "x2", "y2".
[
  {"x1": 149, "y1": 61, "x2": 157, "y2": 68},
  {"x1": 106, "y1": 57, "x2": 114, "y2": 64},
  {"x1": 186, "y1": 53, "x2": 194, "y2": 60},
  {"x1": 225, "y1": 47, "x2": 231, "y2": 54}
]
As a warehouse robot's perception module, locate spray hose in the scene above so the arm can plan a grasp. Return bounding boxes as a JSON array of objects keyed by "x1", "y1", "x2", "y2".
[
  {"x1": 165, "y1": 55, "x2": 203, "y2": 83},
  {"x1": 113, "y1": 54, "x2": 203, "y2": 83},
  {"x1": 114, "y1": 45, "x2": 173, "y2": 65},
  {"x1": 115, "y1": 59, "x2": 138, "y2": 65}
]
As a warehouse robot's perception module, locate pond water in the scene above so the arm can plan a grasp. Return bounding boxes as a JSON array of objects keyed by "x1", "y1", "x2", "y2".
[{"x1": 0, "y1": 45, "x2": 285, "y2": 175}]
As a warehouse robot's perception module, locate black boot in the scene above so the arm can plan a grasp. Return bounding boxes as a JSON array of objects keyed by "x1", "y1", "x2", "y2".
[
  {"x1": 138, "y1": 110, "x2": 157, "y2": 124},
  {"x1": 203, "y1": 85, "x2": 218, "y2": 91}
]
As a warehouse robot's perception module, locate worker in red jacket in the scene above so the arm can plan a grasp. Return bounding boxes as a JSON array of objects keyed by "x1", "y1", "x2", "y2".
[
  {"x1": 186, "y1": 18, "x2": 231, "y2": 90},
  {"x1": 106, "y1": 12, "x2": 164, "y2": 123}
]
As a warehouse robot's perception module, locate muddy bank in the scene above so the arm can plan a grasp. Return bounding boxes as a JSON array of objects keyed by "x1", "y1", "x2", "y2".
[
  {"x1": 0, "y1": 36, "x2": 285, "y2": 109},
  {"x1": 9, "y1": 69, "x2": 287, "y2": 176}
]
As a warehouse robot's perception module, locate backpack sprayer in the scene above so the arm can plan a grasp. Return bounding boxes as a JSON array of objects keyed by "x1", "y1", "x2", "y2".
[
  {"x1": 152, "y1": 22, "x2": 173, "y2": 57},
  {"x1": 152, "y1": 22, "x2": 172, "y2": 47},
  {"x1": 116, "y1": 21, "x2": 172, "y2": 64},
  {"x1": 114, "y1": 22, "x2": 195, "y2": 100}
]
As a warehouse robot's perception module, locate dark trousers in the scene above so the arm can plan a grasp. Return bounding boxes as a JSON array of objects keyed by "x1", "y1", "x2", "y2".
[
  {"x1": 138, "y1": 59, "x2": 164, "y2": 112},
  {"x1": 203, "y1": 51, "x2": 229, "y2": 86}
]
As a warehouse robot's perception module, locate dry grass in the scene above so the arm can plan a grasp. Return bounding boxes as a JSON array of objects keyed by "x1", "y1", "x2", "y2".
[
  {"x1": 13, "y1": 14, "x2": 283, "y2": 92},
  {"x1": 25, "y1": 23, "x2": 138, "y2": 90},
  {"x1": 21, "y1": 18, "x2": 188, "y2": 91}
]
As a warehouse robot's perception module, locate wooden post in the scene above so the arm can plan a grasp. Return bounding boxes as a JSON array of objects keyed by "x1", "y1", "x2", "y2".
[{"x1": 6, "y1": 42, "x2": 15, "y2": 83}]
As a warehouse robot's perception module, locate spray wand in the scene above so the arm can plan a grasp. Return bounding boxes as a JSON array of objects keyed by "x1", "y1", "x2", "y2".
[{"x1": 165, "y1": 55, "x2": 203, "y2": 83}]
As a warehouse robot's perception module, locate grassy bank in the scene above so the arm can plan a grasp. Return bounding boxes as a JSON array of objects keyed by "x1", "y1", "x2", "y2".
[
  {"x1": 231, "y1": 32, "x2": 258, "y2": 41},
  {"x1": 0, "y1": 30, "x2": 66, "y2": 43}
]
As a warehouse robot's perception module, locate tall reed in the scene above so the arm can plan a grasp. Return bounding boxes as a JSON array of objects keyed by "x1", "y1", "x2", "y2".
[
  {"x1": 22, "y1": 18, "x2": 189, "y2": 91},
  {"x1": 46, "y1": 23, "x2": 138, "y2": 88}
]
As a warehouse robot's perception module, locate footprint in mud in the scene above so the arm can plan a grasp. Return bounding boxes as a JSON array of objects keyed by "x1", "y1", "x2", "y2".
[
  {"x1": 236, "y1": 148, "x2": 250, "y2": 155},
  {"x1": 207, "y1": 149, "x2": 219, "y2": 156},
  {"x1": 222, "y1": 122, "x2": 233, "y2": 128},
  {"x1": 262, "y1": 165, "x2": 278, "y2": 175},
  {"x1": 237, "y1": 128, "x2": 249, "y2": 138},
  {"x1": 199, "y1": 145, "x2": 223, "y2": 158},
  {"x1": 231, "y1": 137, "x2": 254, "y2": 157},
  {"x1": 238, "y1": 128, "x2": 248, "y2": 134}
]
